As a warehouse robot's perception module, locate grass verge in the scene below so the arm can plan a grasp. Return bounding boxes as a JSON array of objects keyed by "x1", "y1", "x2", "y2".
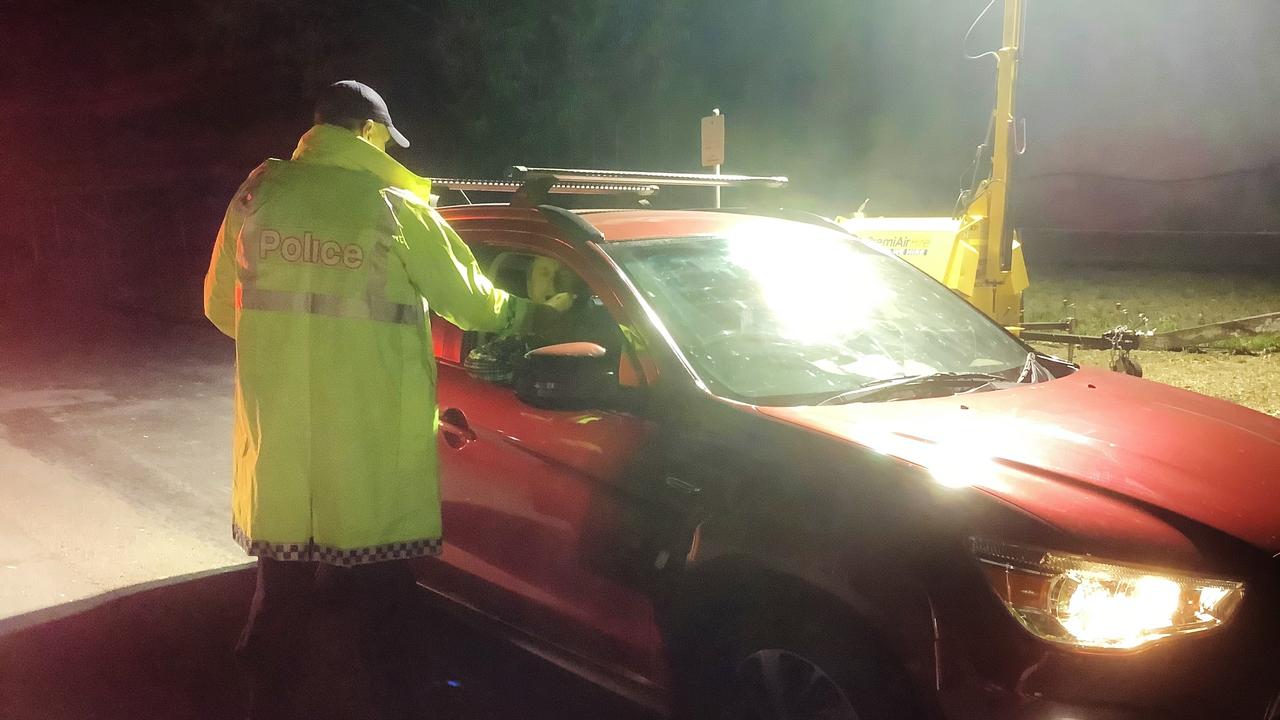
[
  {"x1": 1023, "y1": 267, "x2": 1280, "y2": 353},
  {"x1": 1024, "y1": 267, "x2": 1280, "y2": 416}
]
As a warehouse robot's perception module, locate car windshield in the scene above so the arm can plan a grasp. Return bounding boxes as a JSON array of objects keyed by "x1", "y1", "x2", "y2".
[{"x1": 604, "y1": 223, "x2": 1035, "y2": 404}]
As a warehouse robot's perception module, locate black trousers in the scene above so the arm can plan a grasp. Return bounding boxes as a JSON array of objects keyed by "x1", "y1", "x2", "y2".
[{"x1": 236, "y1": 556, "x2": 423, "y2": 720}]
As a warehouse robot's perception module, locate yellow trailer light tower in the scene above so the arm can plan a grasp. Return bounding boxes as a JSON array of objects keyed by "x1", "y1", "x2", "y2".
[
  {"x1": 962, "y1": 0, "x2": 1028, "y2": 326},
  {"x1": 840, "y1": 0, "x2": 1029, "y2": 328}
]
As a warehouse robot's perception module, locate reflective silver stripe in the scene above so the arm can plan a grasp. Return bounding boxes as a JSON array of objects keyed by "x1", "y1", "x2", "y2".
[{"x1": 239, "y1": 286, "x2": 422, "y2": 326}]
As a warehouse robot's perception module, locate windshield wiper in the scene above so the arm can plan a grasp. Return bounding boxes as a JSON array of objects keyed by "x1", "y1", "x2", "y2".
[
  {"x1": 817, "y1": 371, "x2": 1011, "y2": 406},
  {"x1": 1017, "y1": 351, "x2": 1051, "y2": 383}
]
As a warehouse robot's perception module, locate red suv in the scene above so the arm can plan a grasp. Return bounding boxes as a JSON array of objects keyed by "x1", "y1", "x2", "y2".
[{"x1": 414, "y1": 200, "x2": 1280, "y2": 720}]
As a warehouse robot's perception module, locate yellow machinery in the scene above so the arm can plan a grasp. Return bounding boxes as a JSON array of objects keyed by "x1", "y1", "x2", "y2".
[{"x1": 839, "y1": 0, "x2": 1029, "y2": 328}]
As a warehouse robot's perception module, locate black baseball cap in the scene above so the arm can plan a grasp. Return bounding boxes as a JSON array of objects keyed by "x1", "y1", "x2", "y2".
[{"x1": 315, "y1": 80, "x2": 410, "y2": 148}]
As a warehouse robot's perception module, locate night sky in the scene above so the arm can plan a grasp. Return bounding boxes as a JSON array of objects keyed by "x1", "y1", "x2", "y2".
[{"x1": 2, "y1": 1, "x2": 1278, "y2": 316}]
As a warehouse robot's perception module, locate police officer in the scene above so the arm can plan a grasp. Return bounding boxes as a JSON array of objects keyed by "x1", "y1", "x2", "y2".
[{"x1": 204, "y1": 80, "x2": 569, "y2": 719}]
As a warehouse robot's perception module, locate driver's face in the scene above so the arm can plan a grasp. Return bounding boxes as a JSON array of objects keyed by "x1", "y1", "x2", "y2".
[{"x1": 528, "y1": 256, "x2": 562, "y2": 304}]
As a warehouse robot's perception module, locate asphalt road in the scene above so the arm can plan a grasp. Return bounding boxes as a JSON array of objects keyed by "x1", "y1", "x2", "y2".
[
  {"x1": 0, "y1": 307, "x2": 655, "y2": 719},
  {"x1": 0, "y1": 308, "x2": 245, "y2": 619}
]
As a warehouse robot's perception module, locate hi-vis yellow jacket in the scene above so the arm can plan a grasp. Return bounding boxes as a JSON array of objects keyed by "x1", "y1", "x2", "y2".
[{"x1": 204, "y1": 124, "x2": 528, "y2": 565}]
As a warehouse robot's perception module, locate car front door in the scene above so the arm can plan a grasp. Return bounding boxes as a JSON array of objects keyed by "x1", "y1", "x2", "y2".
[{"x1": 419, "y1": 224, "x2": 679, "y2": 686}]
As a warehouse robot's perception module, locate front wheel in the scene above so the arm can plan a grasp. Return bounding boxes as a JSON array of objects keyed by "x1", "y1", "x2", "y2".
[
  {"x1": 724, "y1": 648, "x2": 861, "y2": 720},
  {"x1": 671, "y1": 594, "x2": 920, "y2": 720}
]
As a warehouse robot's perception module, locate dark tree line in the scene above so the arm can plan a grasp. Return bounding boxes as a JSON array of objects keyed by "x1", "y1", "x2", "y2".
[{"x1": 2, "y1": 0, "x2": 1276, "y2": 233}]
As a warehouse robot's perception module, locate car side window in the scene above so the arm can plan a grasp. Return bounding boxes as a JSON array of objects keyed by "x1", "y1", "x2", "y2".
[
  {"x1": 489, "y1": 251, "x2": 621, "y2": 350},
  {"x1": 429, "y1": 230, "x2": 649, "y2": 391},
  {"x1": 461, "y1": 249, "x2": 626, "y2": 383}
]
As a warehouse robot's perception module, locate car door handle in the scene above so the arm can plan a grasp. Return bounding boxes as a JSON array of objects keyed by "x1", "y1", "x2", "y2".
[{"x1": 439, "y1": 407, "x2": 477, "y2": 449}]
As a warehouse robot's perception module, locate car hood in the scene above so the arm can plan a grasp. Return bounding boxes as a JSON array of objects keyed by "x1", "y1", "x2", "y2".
[{"x1": 756, "y1": 367, "x2": 1280, "y2": 555}]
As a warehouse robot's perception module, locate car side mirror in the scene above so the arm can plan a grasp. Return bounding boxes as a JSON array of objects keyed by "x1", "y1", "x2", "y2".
[{"x1": 515, "y1": 342, "x2": 618, "y2": 410}]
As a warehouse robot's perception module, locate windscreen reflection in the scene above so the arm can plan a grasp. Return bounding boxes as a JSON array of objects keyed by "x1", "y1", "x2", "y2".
[{"x1": 606, "y1": 224, "x2": 1032, "y2": 404}]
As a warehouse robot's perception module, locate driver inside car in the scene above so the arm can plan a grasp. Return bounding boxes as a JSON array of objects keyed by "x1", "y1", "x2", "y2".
[{"x1": 464, "y1": 256, "x2": 619, "y2": 383}]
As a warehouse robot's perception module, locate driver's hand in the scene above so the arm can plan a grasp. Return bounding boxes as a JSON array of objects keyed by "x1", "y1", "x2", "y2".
[{"x1": 542, "y1": 292, "x2": 576, "y2": 313}]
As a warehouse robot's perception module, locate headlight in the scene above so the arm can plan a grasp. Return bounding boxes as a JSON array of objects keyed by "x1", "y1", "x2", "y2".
[{"x1": 971, "y1": 538, "x2": 1245, "y2": 651}]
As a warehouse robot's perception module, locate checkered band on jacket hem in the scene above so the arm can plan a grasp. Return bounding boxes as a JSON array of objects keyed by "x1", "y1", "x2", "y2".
[{"x1": 232, "y1": 523, "x2": 443, "y2": 566}]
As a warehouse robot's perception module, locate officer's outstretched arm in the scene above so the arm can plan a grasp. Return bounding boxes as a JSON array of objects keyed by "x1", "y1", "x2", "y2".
[{"x1": 390, "y1": 195, "x2": 530, "y2": 334}]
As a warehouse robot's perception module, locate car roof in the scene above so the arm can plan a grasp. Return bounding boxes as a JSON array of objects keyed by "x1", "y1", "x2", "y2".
[
  {"x1": 438, "y1": 205, "x2": 828, "y2": 244},
  {"x1": 575, "y1": 209, "x2": 776, "y2": 242}
]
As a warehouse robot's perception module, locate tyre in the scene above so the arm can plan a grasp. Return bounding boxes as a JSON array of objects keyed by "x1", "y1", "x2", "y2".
[
  {"x1": 671, "y1": 587, "x2": 920, "y2": 720},
  {"x1": 722, "y1": 647, "x2": 862, "y2": 720}
]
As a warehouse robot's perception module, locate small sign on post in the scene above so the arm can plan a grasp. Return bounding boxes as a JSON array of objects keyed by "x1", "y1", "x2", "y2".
[
  {"x1": 701, "y1": 111, "x2": 725, "y2": 167},
  {"x1": 701, "y1": 109, "x2": 724, "y2": 207}
]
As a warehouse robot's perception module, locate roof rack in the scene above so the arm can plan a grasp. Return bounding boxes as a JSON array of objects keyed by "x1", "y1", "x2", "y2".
[
  {"x1": 428, "y1": 177, "x2": 657, "y2": 197},
  {"x1": 429, "y1": 166, "x2": 788, "y2": 209},
  {"x1": 509, "y1": 166, "x2": 788, "y2": 189}
]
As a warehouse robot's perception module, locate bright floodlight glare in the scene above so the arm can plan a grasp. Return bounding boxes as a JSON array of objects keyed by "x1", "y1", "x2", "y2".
[
  {"x1": 972, "y1": 539, "x2": 1245, "y2": 651},
  {"x1": 725, "y1": 226, "x2": 888, "y2": 343}
]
